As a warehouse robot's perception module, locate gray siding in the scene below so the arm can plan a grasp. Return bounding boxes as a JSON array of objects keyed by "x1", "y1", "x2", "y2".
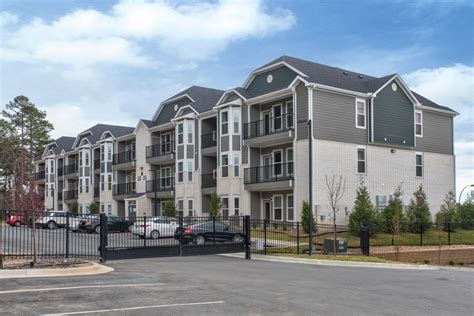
[
  {"x1": 242, "y1": 104, "x2": 249, "y2": 164},
  {"x1": 246, "y1": 66, "x2": 297, "y2": 97},
  {"x1": 313, "y1": 90, "x2": 368, "y2": 145},
  {"x1": 249, "y1": 148, "x2": 260, "y2": 168},
  {"x1": 177, "y1": 145, "x2": 184, "y2": 159},
  {"x1": 155, "y1": 97, "x2": 192, "y2": 125},
  {"x1": 373, "y1": 82, "x2": 414, "y2": 147},
  {"x1": 223, "y1": 92, "x2": 240, "y2": 103},
  {"x1": 296, "y1": 82, "x2": 308, "y2": 140},
  {"x1": 232, "y1": 135, "x2": 241, "y2": 151},
  {"x1": 186, "y1": 145, "x2": 194, "y2": 159},
  {"x1": 221, "y1": 135, "x2": 229, "y2": 152},
  {"x1": 416, "y1": 111, "x2": 453, "y2": 154}
]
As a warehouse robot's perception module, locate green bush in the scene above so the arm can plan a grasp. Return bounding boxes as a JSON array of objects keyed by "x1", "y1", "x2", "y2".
[
  {"x1": 208, "y1": 193, "x2": 222, "y2": 218},
  {"x1": 455, "y1": 199, "x2": 474, "y2": 229},
  {"x1": 252, "y1": 223, "x2": 257, "y2": 230},
  {"x1": 272, "y1": 222, "x2": 279, "y2": 230},
  {"x1": 162, "y1": 200, "x2": 177, "y2": 218},
  {"x1": 380, "y1": 185, "x2": 405, "y2": 234},
  {"x1": 406, "y1": 185, "x2": 431, "y2": 232},
  {"x1": 89, "y1": 201, "x2": 99, "y2": 214},
  {"x1": 300, "y1": 201, "x2": 316, "y2": 234},
  {"x1": 349, "y1": 181, "x2": 379, "y2": 235},
  {"x1": 68, "y1": 200, "x2": 78, "y2": 215}
]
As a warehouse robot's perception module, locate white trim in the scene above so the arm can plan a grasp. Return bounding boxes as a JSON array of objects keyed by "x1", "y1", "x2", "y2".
[
  {"x1": 373, "y1": 75, "x2": 420, "y2": 105},
  {"x1": 151, "y1": 93, "x2": 195, "y2": 122},
  {"x1": 357, "y1": 145, "x2": 367, "y2": 174},
  {"x1": 307, "y1": 82, "x2": 371, "y2": 98},
  {"x1": 242, "y1": 61, "x2": 308, "y2": 89},
  {"x1": 415, "y1": 110, "x2": 423, "y2": 137},
  {"x1": 272, "y1": 149, "x2": 283, "y2": 176},
  {"x1": 114, "y1": 133, "x2": 135, "y2": 142},
  {"x1": 232, "y1": 107, "x2": 241, "y2": 135},
  {"x1": 245, "y1": 88, "x2": 293, "y2": 105},
  {"x1": 272, "y1": 103, "x2": 283, "y2": 132},
  {"x1": 289, "y1": 75, "x2": 310, "y2": 89},
  {"x1": 286, "y1": 147, "x2": 294, "y2": 176},
  {"x1": 72, "y1": 130, "x2": 93, "y2": 148},
  {"x1": 216, "y1": 89, "x2": 247, "y2": 105},
  {"x1": 286, "y1": 194, "x2": 294, "y2": 221},
  {"x1": 174, "y1": 105, "x2": 199, "y2": 118},
  {"x1": 415, "y1": 152, "x2": 424, "y2": 178},
  {"x1": 355, "y1": 98, "x2": 367, "y2": 129},
  {"x1": 220, "y1": 109, "x2": 229, "y2": 136},
  {"x1": 176, "y1": 122, "x2": 184, "y2": 145},
  {"x1": 232, "y1": 152, "x2": 240, "y2": 178},
  {"x1": 416, "y1": 104, "x2": 458, "y2": 116},
  {"x1": 262, "y1": 199, "x2": 272, "y2": 221},
  {"x1": 370, "y1": 96, "x2": 375, "y2": 143},
  {"x1": 99, "y1": 130, "x2": 115, "y2": 141}
]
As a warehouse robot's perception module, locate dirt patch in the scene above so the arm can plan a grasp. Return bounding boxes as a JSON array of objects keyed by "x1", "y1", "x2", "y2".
[
  {"x1": 371, "y1": 245, "x2": 474, "y2": 253},
  {"x1": 2, "y1": 258, "x2": 91, "y2": 270},
  {"x1": 371, "y1": 245, "x2": 474, "y2": 265}
]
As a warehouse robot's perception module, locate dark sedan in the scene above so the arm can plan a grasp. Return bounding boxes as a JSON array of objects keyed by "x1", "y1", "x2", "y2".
[
  {"x1": 174, "y1": 221, "x2": 244, "y2": 245},
  {"x1": 78, "y1": 216, "x2": 134, "y2": 234}
]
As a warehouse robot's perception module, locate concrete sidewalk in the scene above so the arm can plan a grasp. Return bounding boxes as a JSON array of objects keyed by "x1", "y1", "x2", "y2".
[{"x1": 0, "y1": 262, "x2": 113, "y2": 279}]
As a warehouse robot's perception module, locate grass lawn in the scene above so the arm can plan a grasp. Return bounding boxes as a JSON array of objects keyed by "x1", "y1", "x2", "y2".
[{"x1": 273, "y1": 253, "x2": 395, "y2": 263}]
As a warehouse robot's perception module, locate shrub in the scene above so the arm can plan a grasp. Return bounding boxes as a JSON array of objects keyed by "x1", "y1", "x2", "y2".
[
  {"x1": 68, "y1": 200, "x2": 78, "y2": 215},
  {"x1": 380, "y1": 185, "x2": 405, "y2": 234},
  {"x1": 423, "y1": 259, "x2": 430, "y2": 265},
  {"x1": 349, "y1": 180, "x2": 379, "y2": 235},
  {"x1": 272, "y1": 222, "x2": 279, "y2": 230},
  {"x1": 448, "y1": 260, "x2": 455, "y2": 266},
  {"x1": 406, "y1": 185, "x2": 431, "y2": 232},
  {"x1": 162, "y1": 200, "x2": 177, "y2": 218},
  {"x1": 455, "y1": 199, "x2": 474, "y2": 229},
  {"x1": 89, "y1": 201, "x2": 99, "y2": 214},
  {"x1": 252, "y1": 223, "x2": 257, "y2": 230},
  {"x1": 208, "y1": 193, "x2": 222, "y2": 218},
  {"x1": 437, "y1": 191, "x2": 457, "y2": 231},
  {"x1": 300, "y1": 201, "x2": 317, "y2": 234}
]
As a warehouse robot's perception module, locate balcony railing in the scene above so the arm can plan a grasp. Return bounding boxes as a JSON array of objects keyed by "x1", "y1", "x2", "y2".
[
  {"x1": 146, "y1": 142, "x2": 174, "y2": 159},
  {"x1": 243, "y1": 113, "x2": 294, "y2": 140},
  {"x1": 244, "y1": 162, "x2": 294, "y2": 184},
  {"x1": 113, "y1": 182, "x2": 136, "y2": 196},
  {"x1": 57, "y1": 191, "x2": 62, "y2": 201},
  {"x1": 64, "y1": 189, "x2": 78, "y2": 200},
  {"x1": 94, "y1": 186, "x2": 100, "y2": 198},
  {"x1": 201, "y1": 172, "x2": 217, "y2": 188},
  {"x1": 64, "y1": 163, "x2": 78, "y2": 175},
  {"x1": 113, "y1": 150, "x2": 136, "y2": 165},
  {"x1": 145, "y1": 177, "x2": 175, "y2": 193},
  {"x1": 94, "y1": 159, "x2": 100, "y2": 170},
  {"x1": 201, "y1": 132, "x2": 217, "y2": 149},
  {"x1": 57, "y1": 167, "x2": 63, "y2": 177},
  {"x1": 35, "y1": 170, "x2": 45, "y2": 180}
]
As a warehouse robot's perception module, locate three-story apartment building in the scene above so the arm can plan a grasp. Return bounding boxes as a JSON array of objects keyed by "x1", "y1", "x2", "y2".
[{"x1": 36, "y1": 56, "x2": 457, "y2": 223}]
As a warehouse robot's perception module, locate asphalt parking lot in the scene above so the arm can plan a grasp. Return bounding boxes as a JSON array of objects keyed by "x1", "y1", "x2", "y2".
[{"x1": 0, "y1": 255, "x2": 472, "y2": 315}]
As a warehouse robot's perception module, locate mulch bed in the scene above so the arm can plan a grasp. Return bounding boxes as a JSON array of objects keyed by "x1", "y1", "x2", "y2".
[{"x1": 1, "y1": 258, "x2": 91, "y2": 270}]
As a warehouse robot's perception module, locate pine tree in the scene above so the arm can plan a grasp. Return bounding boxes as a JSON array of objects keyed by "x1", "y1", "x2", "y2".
[
  {"x1": 406, "y1": 184, "x2": 431, "y2": 232},
  {"x1": 436, "y1": 191, "x2": 457, "y2": 231},
  {"x1": 349, "y1": 180, "x2": 378, "y2": 235},
  {"x1": 208, "y1": 193, "x2": 222, "y2": 218},
  {"x1": 162, "y1": 200, "x2": 177, "y2": 218},
  {"x1": 301, "y1": 201, "x2": 316, "y2": 234},
  {"x1": 381, "y1": 184, "x2": 405, "y2": 234}
]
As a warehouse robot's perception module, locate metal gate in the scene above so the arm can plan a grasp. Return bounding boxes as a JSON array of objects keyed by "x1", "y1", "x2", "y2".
[{"x1": 99, "y1": 214, "x2": 251, "y2": 262}]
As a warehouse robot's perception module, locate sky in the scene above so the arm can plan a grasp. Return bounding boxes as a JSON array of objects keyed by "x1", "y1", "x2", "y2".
[{"x1": 0, "y1": 0, "x2": 473, "y2": 198}]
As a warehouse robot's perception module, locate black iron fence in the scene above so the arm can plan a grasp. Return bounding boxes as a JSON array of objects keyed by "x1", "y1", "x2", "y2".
[
  {"x1": 113, "y1": 150, "x2": 135, "y2": 165},
  {"x1": 57, "y1": 167, "x2": 63, "y2": 177},
  {"x1": 35, "y1": 170, "x2": 45, "y2": 180},
  {"x1": 201, "y1": 172, "x2": 217, "y2": 188},
  {"x1": 244, "y1": 113, "x2": 294, "y2": 139},
  {"x1": 146, "y1": 142, "x2": 175, "y2": 158},
  {"x1": 64, "y1": 163, "x2": 78, "y2": 175},
  {"x1": 113, "y1": 182, "x2": 136, "y2": 196},
  {"x1": 244, "y1": 162, "x2": 294, "y2": 184},
  {"x1": 145, "y1": 178, "x2": 175, "y2": 193},
  {"x1": 201, "y1": 132, "x2": 217, "y2": 148},
  {"x1": 64, "y1": 189, "x2": 78, "y2": 200}
]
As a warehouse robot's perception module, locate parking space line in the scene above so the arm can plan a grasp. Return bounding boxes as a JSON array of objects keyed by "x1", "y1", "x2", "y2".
[
  {"x1": 0, "y1": 283, "x2": 164, "y2": 295},
  {"x1": 40, "y1": 301, "x2": 226, "y2": 315}
]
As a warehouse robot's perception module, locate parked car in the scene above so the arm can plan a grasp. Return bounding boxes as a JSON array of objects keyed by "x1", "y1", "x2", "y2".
[
  {"x1": 68, "y1": 216, "x2": 83, "y2": 232},
  {"x1": 35, "y1": 211, "x2": 68, "y2": 229},
  {"x1": 7, "y1": 215, "x2": 26, "y2": 227},
  {"x1": 78, "y1": 216, "x2": 134, "y2": 234},
  {"x1": 131, "y1": 217, "x2": 177, "y2": 239},
  {"x1": 174, "y1": 221, "x2": 244, "y2": 245}
]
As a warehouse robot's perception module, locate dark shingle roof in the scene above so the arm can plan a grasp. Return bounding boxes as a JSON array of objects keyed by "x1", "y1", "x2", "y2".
[
  {"x1": 162, "y1": 85, "x2": 224, "y2": 114},
  {"x1": 140, "y1": 119, "x2": 157, "y2": 128},
  {"x1": 54, "y1": 136, "x2": 75, "y2": 153},
  {"x1": 74, "y1": 124, "x2": 134, "y2": 148}
]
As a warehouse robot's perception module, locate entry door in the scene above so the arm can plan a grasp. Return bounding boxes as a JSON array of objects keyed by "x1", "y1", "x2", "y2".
[
  {"x1": 161, "y1": 133, "x2": 171, "y2": 154},
  {"x1": 264, "y1": 200, "x2": 272, "y2": 221},
  {"x1": 263, "y1": 111, "x2": 271, "y2": 135},
  {"x1": 273, "y1": 105, "x2": 282, "y2": 131},
  {"x1": 161, "y1": 167, "x2": 171, "y2": 189},
  {"x1": 128, "y1": 205, "x2": 136, "y2": 220},
  {"x1": 263, "y1": 155, "x2": 272, "y2": 181}
]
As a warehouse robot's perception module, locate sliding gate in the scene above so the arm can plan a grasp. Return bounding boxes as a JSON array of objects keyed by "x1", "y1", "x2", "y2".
[{"x1": 99, "y1": 214, "x2": 251, "y2": 262}]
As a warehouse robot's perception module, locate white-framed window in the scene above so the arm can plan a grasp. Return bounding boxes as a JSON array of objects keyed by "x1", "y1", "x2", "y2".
[
  {"x1": 107, "y1": 204, "x2": 112, "y2": 215},
  {"x1": 79, "y1": 152, "x2": 83, "y2": 167},
  {"x1": 221, "y1": 154, "x2": 229, "y2": 177},
  {"x1": 286, "y1": 148, "x2": 293, "y2": 176},
  {"x1": 101, "y1": 175, "x2": 104, "y2": 190},
  {"x1": 273, "y1": 195, "x2": 283, "y2": 221},
  {"x1": 85, "y1": 151, "x2": 90, "y2": 166},
  {"x1": 178, "y1": 199, "x2": 184, "y2": 216},
  {"x1": 108, "y1": 175, "x2": 112, "y2": 190},
  {"x1": 79, "y1": 205, "x2": 83, "y2": 214},
  {"x1": 101, "y1": 204, "x2": 104, "y2": 213},
  {"x1": 272, "y1": 104, "x2": 283, "y2": 131},
  {"x1": 357, "y1": 146, "x2": 366, "y2": 174},
  {"x1": 355, "y1": 98, "x2": 366, "y2": 129},
  {"x1": 286, "y1": 101, "x2": 294, "y2": 129},
  {"x1": 222, "y1": 197, "x2": 229, "y2": 219},
  {"x1": 234, "y1": 197, "x2": 240, "y2": 216},
  {"x1": 177, "y1": 123, "x2": 184, "y2": 145},
  {"x1": 287, "y1": 195, "x2": 294, "y2": 221},
  {"x1": 416, "y1": 153, "x2": 423, "y2": 177},
  {"x1": 187, "y1": 160, "x2": 193, "y2": 182},
  {"x1": 186, "y1": 120, "x2": 193, "y2": 144},
  {"x1": 101, "y1": 145, "x2": 105, "y2": 162},
  {"x1": 415, "y1": 110, "x2": 423, "y2": 137},
  {"x1": 188, "y1": 199, "x2": 193, "y2": 216},
  {"x1": 232, "y1": 108, "x2": 240, "y2": 134},
  {"x1": 85, "y1": 178, "x2": 89, "y2": 193},
  {"x1": 177, "y1": 161, "x2": 184, "y2": 182},
  {"x1": 107, "y1": 144, "x2": 112, "y2": 161},
  {"x1": 273, "y1": 150, "x2": 283, "y2": 176},
  {"x1": 233, "y1": 153, "x2": 240, "y2": 177},
  {"x1": 79, "y1": 179, "x2": 83, "y2": 193},
  {"x1": 221, "y1": 111, "x2": 228, "y2": 135},
  {"x1": 50, "y1": 160, "x2": 54, "y2": 173}
]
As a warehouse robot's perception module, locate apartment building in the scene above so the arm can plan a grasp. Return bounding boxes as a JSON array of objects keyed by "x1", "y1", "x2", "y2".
[{"x1": 36, "y1": 56, "x2": 457, "y2": 223}]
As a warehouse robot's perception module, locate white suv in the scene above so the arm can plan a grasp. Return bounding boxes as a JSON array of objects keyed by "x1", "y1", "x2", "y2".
[
  {"x1": 36, "y1": 211, "x2": 68, "y2": 229},
  {"x1": 131, "y1": 217, "x2": 177, "y2": 239}
]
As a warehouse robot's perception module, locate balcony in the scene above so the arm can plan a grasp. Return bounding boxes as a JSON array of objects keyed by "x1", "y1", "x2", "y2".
[
  {"x1": 113, "y1": 150, "x2": 135, "y2": 170},
  {"x1": 35, "y1": 170, "x2": 45, "y2": 182},
  {"x1": 201, "y1": 132, "x2": 217, "y2": 156},
  {"x1": 57, "y1": 191, "x2": 63, "y2": 201},
  {"x1": 94, "y1": 186, "x2": 100, "y2": 199},
  {"x1": 145, "y1": 177, "x2": 175, "y2": 199},
  {"x1": 243, "y1": 113, "x2": 294, "y2": 148},
  {"x1": 201, "y1": 172, "x2": 216, "y2": 194},
  {"x1": 57, "y1": 167, "x2": 63, "y2": 177},
  {"x1": 94, "y1": 159, "x2": 100, "y2": 170},
  {"x1": 145, "y1": 142, "x2": 175, "y2": 165},
  {"x1": 113, "y1": 182, "x2": 136, "y2": 197},
  {"x1": 64, "y1": 189, "x2": 78, "y2": 201},
  {"x1": 64, "y1": 163, "x2": 78, "y2": 178},
  {"x1": 244, "y1": 162, "x2": 294, "y2": 191}
]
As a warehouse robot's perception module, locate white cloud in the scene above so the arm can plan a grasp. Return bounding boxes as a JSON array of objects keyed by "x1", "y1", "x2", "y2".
[
  {"x1": 0, "y1": 0, "x2": 295, "y2": 65},
  {"x1": 0, "y1": 11, "x2": 17, "y2": 28}
]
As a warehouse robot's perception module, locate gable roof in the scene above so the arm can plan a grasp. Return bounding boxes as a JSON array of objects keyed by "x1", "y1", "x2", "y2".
[
  {"x1": 42, "y1": 136, "x2": 75, "y2": 157},
  {"x1": 73, "y1": 124, "x2": 134, "y2": 148}
]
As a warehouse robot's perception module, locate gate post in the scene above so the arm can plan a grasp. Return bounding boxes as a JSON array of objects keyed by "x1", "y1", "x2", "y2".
[
  {"x1": 264, "y1": 219, "x2": 267, "y2": 256},
  {"x1": 245, "y1": 216, "x2": 251, "y2": 260},
  {"x1": 296, "y1": 222, "x2": 300, "y2": 254},
  {"x1": 143, "y1": 216, "x2": 147, "y2": 247},
  {"x1": 178, "y1": 216, "x2": 183, "y2": 257},
  {"x1": 360, "y1": 224, "x2": 370, "y2": 256},
  {"x1": 65, "y1": 212, "x2": 70, "y2": 258},
  {"x1": 99, "y1": 213, "x2": 108, "y2": 263}
]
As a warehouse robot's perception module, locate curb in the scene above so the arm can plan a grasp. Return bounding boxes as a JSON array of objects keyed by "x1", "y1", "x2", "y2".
[
  {"x1": 0, "y1": 262, "x2": 114, "y2": 279},
  {"x1": 220, "y1": 253, "x2": 439, "y2": 270}
]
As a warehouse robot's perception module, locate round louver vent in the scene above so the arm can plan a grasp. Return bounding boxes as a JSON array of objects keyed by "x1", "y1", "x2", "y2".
[
  {"x1": 267, "y1": 74, "x2": 273, "y2": 83},
  {"x1": 392, "y1": 83, "x2": 397, "y2": 91}
]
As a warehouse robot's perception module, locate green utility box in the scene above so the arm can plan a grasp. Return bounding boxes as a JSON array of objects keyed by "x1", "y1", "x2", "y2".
[{"x1": 323, "y1": 238, "x2": 348, "y2": 253}]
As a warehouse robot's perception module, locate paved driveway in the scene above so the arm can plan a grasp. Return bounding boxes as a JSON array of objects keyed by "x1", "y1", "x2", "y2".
[{"x1": 0, "y1": 255, "x2": 472, "y2": 315}]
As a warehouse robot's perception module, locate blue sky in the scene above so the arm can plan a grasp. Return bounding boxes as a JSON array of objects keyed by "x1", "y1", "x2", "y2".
[{"x1": 1, "y1": 0, "x2": 472, "y2": 196}]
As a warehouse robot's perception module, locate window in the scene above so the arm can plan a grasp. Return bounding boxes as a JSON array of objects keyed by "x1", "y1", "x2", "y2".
[
  {"x1": 287, "y1": 148, "x2": 293, "y2": 176},
  {"x1": 233, "y1": 153, "x2": 240, "y2": 177},
  {"x1": 222, "y1": 198, "x2": 229, "y2": 219},
  {"x1": 221, "y1": 111, "x2": 228, "y2": 135},
  {"x1": 287, "y1": 195, "x2": 294, "y2": 221},
  {"x1": 107, "y1": 145, "x2": 112, "y2": 161},
  {"x1": 79, "y1": 205, "x2": 83, "y2": 214},
  {"x1": 79, "y1": 179, "x2": 83, "y2": 193},
  {"x1": 178, "y1": 200, "x2": 184, "y2": 216},
  {"x1": 101, "y1": 145, "x2": 105, "y2": 162},
  {"x1": 187, "y1": 120, "x2": 193, "y2": 144},
  {"x1": 79, "y1": 152, "x2": 83, "y2": 167},
  {"x1": 274, "y1": 195, "x2": 283, "y2": 220},
  {"x1": 86, "y1": 205, "x2": 90, "y2": 214},
  {"x1": 232, "y1": 108, "x2": 240, "y2": 134},
  {"x1": 188, "y1": 199, "x2": 193, "y2": 217},
  {"x1": 177, "y1": 123, "x2": 184, "y2": 144},
  {"x1": 50, "y1": 160, "x2": 54, "y2": 173},
  {"x1": 187, "y1": 161, "x2": 193, "y2": 182},
  {"x1": 85, "y1": 178, "x2": 89, "y2": 193},
  {"x1": 286, "y1": 101, "x2": 294, "y2": 128},
  {"x1": 416, "y1": 153, "x2": 423, "y2": 177},
  {"x1": 221, "y1": 154, "x2": 228, "y2": 177},
  {"x1": 101, "y1": 204, "x2": 104, "y2": 213},
  {"x1": 273, "y1": 150, "x2": 282, "y2": 176},
  {"x1": 161, "y1": 167, "x2": 172, "y2": 188},
  {"x1": 357, "y1": 146, "x2": 366, "y2": 174},
  {"x1": 415, "y1": 111, "x2": 423, "y2": 137},
  {"x1": 177, "y1": 161, "x2": 184, "y2": 182},
  {"x1": 273, "y1": 104, "x2": 282, "y2": 131},
  {"x1": 85, "y1": 151, "x2": 89, "y2": 166},
  {"x1": 107, "y1": 204, "x2": 112, "y2": 215},
  {"x1": 234, "y1": 197, "x2": 240, "y2": 216},
  {"x1": 161, "y1": 133, "x2": 171, "y2": 153},
  {"x1": 356, "y1": 99, "x2": 366, "y2": 129},
  {"x1": 108, "y1": 175, "x2": 112, "y2": 191},
  {"x1": 101, "y1": 175, "x2": 104, "y2": 190}
]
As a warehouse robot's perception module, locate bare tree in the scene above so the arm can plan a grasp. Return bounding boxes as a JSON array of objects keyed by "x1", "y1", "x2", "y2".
[{"x1": 325, "y1": 175, "x2": 346, "y2": 256}]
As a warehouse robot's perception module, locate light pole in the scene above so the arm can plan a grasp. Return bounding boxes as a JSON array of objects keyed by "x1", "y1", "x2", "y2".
[
  {"x1": 298, "y1": 119, "x2": 313, "y2": 255},
  {"x1": 459, "y1": 184, "x2": 474, "y2": 203}
]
